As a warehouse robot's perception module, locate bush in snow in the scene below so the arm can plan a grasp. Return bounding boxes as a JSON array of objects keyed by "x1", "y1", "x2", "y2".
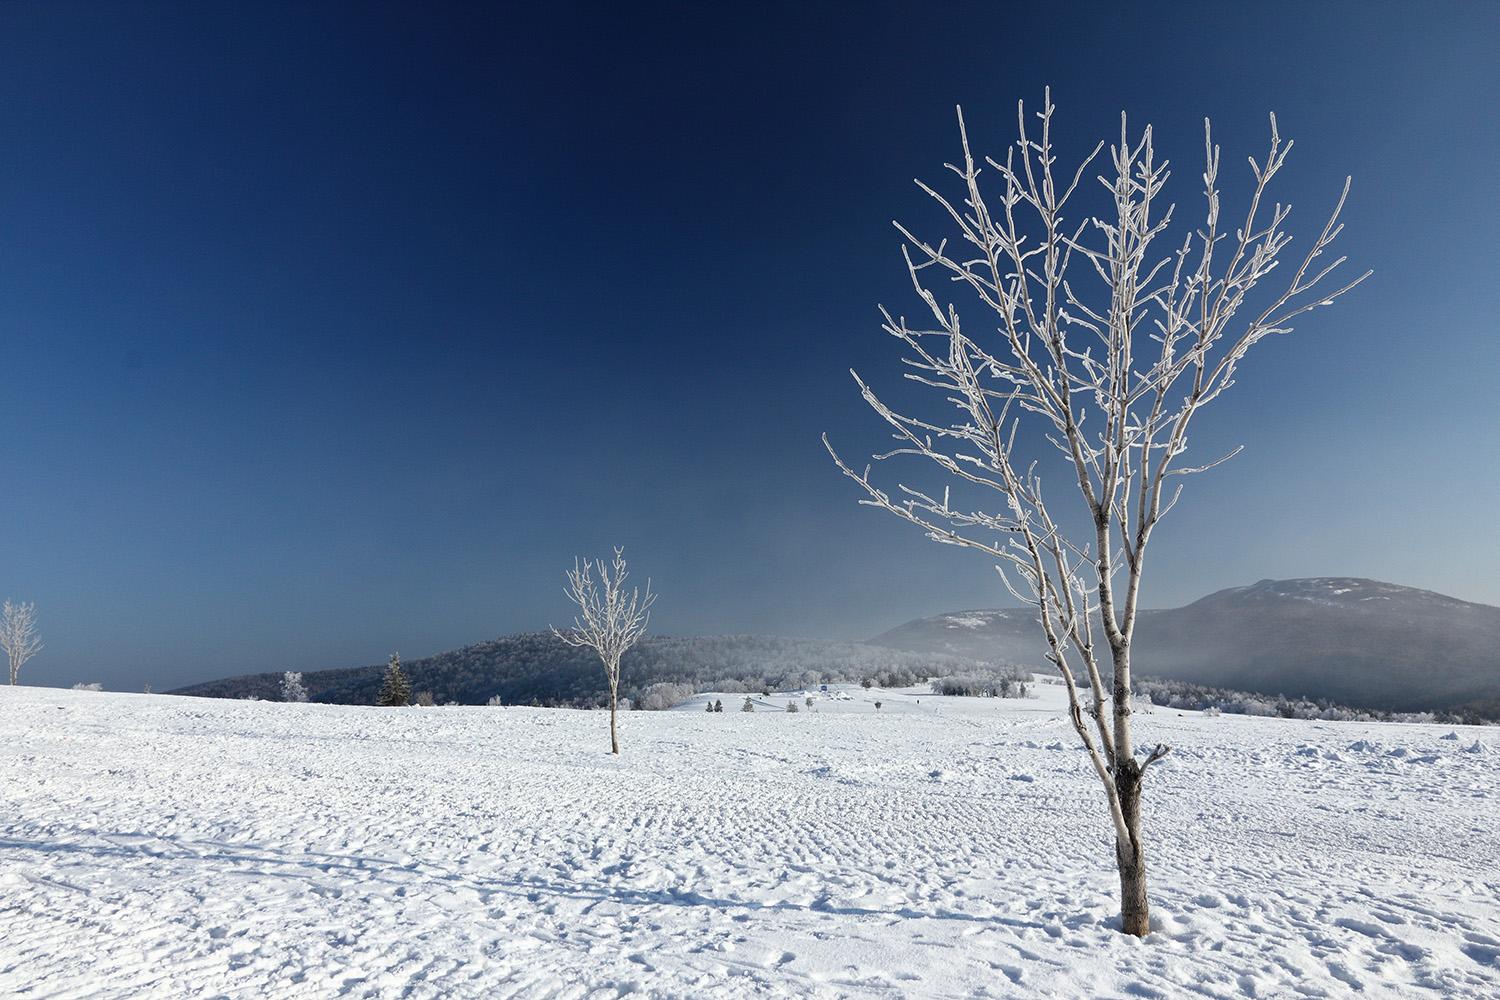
[
  {"x1": 414, "y1": 690, "x2": 435, "y2": 707},
  {"x1": 486, "y1": 694, "x2": 504, "y2": 707},
  {"x1": 71, "y1": 682, "x2": 103, "y2": 692},
  {"x1": 713, "y1": 698, "x2": 723, "y2": 712},
  {"x1": 281, "y1": 671, "x2": 308, "y2": 703},
  {"x1": 378, "y1": 652, "x2": 411, "y2": 707},
  {"x1": 742, "y1": 697, "x2": 754, "y2": 712},
  {"x1": 786, "y1": 701, "x2": 798, "y2": 713},
  {"x1": 635, "y1": 681, "x2": 695, "y2": 711},
  {"x1": 929, "y1": 671, "x2": 1031, "y2": 699},
  {"x1": 805, "y1": 696, "x2": 814, "y2": 708}
]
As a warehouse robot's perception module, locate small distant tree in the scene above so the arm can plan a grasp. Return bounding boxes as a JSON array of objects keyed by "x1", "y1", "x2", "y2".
[
  {"x1": 414, "y1": 690, "x2": 435, "y2": 707},
  {"x1": 281, "y1": 671, "x2": 308, "y2": 703},
  {"x1": 487, "y1": 694, "x2": 504, "y2": 707},
  {"x1": 1, "y1": 600, "x2": 43, "y2": 685},
  {"x1": 742, "y1": 696, "x2": 754, "y2": 713},
  {"x1": 553, "y1": 546, "x2": 656, "y2": 755},
  {"x1": 71, "y1": 681, "x2": 103, "y2": 692},
  {"x1": 861, "y1": 678, "x2": 873, "y2": 689},
  {"x1": 378, "y1": 652, "x2": 410, "y2": 707},
  {"x1": 874, "y1": 701, "x2": 882, "y2": 711},
  {"x1": 805, "y1": 695, "x2": 815, "y2": 708},
  {"x1": 705, "y1": 700, "x2": 715, "y2": 713},
  {"x1": 713, "y1": 699, "x2": 723, "y2": 712},
  {"x1": 786, "y1": 701, "x2": 798, "y2": 713}
]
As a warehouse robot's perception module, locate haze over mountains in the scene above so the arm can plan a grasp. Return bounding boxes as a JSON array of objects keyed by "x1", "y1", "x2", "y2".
[
  {"x1": 875, "y1": 578, "x2": 1500, "y2": 717},
  {"x1": 171, "y1": 578, "x2": 1499, "y2": 719}
]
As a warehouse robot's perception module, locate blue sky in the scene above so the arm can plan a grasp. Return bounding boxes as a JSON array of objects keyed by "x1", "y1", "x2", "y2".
[{"x1": 1, "y1": 2, "x2": 1496, "y2": 690}]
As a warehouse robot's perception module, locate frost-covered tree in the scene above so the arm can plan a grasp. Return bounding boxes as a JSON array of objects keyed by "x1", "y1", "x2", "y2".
[
  {"x1": 786, "y1": 701, "x2": 798, "y2": 713},
  {"x1": 552, "y1": 547, "x2": 656, "y2": 754},
  {"x1": 1, "y1": 600, "x2": 43, "y2": 685},
  {"x1": 825, "y1": 92, "x2": 1365, "y2": 936},
  {"x1": 636, "y1": 680, "x2": 695, "y2": 711},
  {"x1": 281, "y1": 671, "x2": 308, "y2": 703},
  {"x1": 377, "y1": 652, "x2": 410, "y2": 707},
  {"x1": 742, "y1": 696, "x2": 754, "y2": 713}
]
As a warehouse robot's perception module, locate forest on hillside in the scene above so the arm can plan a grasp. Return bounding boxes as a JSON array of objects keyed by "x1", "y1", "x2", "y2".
[{"x1": 170, "y1": 633, "x2": 1028, "y2": 708}]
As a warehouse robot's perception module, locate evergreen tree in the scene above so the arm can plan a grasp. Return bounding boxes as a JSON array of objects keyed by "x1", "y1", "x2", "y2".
[
  {"x1": 378, "y1": 652, "x2": 411, "y2": 707},
  {"x1": 741, "y1": 696, "x2": 754, "y2": 713},
  {"x1": 713, "y1": 699, "x2": 723, "y2": 713},
  {"x1": 705, "y1": 700, "x2": 714, "y2": 713}
]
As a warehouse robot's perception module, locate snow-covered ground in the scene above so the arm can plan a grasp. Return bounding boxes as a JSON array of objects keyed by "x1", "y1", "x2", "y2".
[{"x1": 2, "y1": 682, "x2": 1497, "y2": 999}]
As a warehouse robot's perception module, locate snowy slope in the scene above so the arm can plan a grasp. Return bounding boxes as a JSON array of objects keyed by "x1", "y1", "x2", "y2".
[{"x1": 2, "y1": 683, "x2": 1497, "y2": 998}]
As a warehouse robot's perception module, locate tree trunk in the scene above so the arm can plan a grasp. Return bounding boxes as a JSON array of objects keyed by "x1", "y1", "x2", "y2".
[
  {"x1": 609, "y1": 690, "x2": 619, "y2": 755},
  {"x1": 1114, "y1": 758, "x2": 1149, "y2": 936}
]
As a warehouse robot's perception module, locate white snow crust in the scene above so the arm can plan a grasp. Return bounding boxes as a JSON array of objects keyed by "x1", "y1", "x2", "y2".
[{"x1": 2, "y1": 683, "x2": 1497, "y2": 998}]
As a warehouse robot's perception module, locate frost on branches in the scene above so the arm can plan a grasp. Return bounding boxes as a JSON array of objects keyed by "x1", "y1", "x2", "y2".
[
  {"x1": 553, "y1": 547, "x2": 656, "y2": 755},
  {"x1": 825, "y1": 91, "x2": 1366, "y2": 937},
  {"x1": 1, "y1": 600, "x2": 43, "y2": 686},
  {"x1": 281, "y1": 671, "x2": 308, "y2": 703}
]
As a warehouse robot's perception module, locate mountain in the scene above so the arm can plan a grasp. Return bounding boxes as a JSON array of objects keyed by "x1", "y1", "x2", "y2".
[
  {"x1": 169, "y1": 632, "x2": 1015, "y2": 707},
  {"x1": 872, "y1": 578, "x2": 1500, "y2": 717}
]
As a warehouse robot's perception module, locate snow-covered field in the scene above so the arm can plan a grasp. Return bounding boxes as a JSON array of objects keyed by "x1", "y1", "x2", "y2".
[{"x1": 2, "y1": 682, "x2": 1498, "y2": 999}]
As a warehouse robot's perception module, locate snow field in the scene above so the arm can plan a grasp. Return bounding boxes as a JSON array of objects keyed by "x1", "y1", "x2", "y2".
[{"x1": 1, "y1": 682, "x2": 1497, "y2": 998}]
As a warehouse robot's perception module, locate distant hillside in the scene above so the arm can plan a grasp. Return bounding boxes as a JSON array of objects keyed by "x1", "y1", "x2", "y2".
[
  {"x1": 873, "y1": 578, "x2": 1500, "y2": 718},
  {"x1": 169, "y1": 633, "x2": 1017, "y2": 707}
]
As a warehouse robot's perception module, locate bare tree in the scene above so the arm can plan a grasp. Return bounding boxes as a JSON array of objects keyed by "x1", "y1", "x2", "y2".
[
  {"x1": 825, "y1": 91, "x2": 1365, "y2": 936},
  {"x1": 553, "y1": 547, "x2": 655, "y2": 754},
  {"x1": 1, "y1": 600, "x2": 43, "y2": 686}
]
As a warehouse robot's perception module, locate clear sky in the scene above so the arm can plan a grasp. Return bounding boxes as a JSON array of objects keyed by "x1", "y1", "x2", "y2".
[{"x1": 1, "y1": 2, "x2": 1496, "y2": 691}]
